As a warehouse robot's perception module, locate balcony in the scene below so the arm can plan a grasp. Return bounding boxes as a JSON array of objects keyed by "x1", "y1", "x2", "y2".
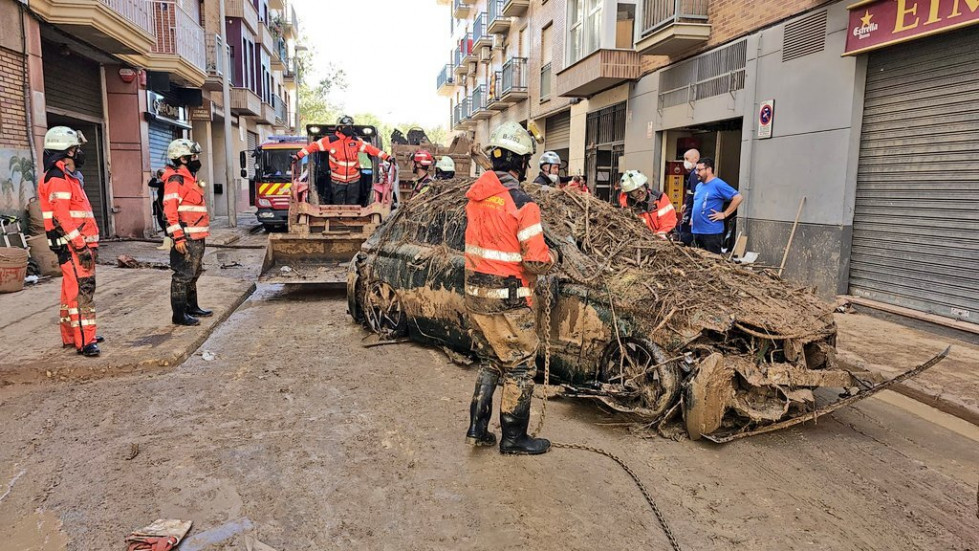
[
  {"x1": 437, "y1": 64, "x2": 457, "y2": 96},
  {"x1": 470, "y1": 86, "x2": 492, "y2": 120},
  {"x1": 452, "y1": 0, "x2": 470, "y2": 19},
  {"x1": 258, "y1": 101, "x2": 276, "y2": 125},
  {"x1": 227, "y1": 0, "x2": 259, "y2": 33},
  {"x1": 487, "y1": 0, "x2": 510, "y2": 35},
  {"x1": 258, "y1": 19, "x2": 276, "y2": 53},
  {"x1": 461, "y1": 33, "x2": 476, "y2": 64},
  {"x1": 487, "y1": 71, "x2": 507, "y2": 110},
  {"x1": 453, "y1": 46, "x2": 468, "y2": 76},
  {"x1": 452, "y1": 99, "x2": 472, "y2": 130},
  {"x1": 473, "y1": 13, "x2": 492, "y2": 49},
  {"x1": 540, "y1": 62, "x2": 552, "y2": 102},
  {"x1": 556, "y1": 49, "x2": 641, "y2": 98},
  {"x1": 635, "y1": 0, "x2": 710, "y2": 56},
  {"x1": 272, "y1": 38, "x2": 287, "y2": 70},
  {"x1": 502, "y1": 0, "x2": 529, "y2": 16},
  {"x1": 270, "y1": 0, "x2": 284, "y2": 9},
  {"x1": 499, "y1": 57, "x2": 528, "y2": 102},
  {"x1": 231, "y1": 87, "x2": 262, "y2": 116},
  {"x1": 282, "y1": 5, "x2": 299, "y2": 38},
  {"x1": 28, "y1": 0, "x2": 156, "y2": 55},
  {"x1": 273, "y1": 95, "x2": 289, "y2": 127},
  {"x1": 129, "y1": 1, "x2": 206, "y2": 87},
  {"x1": 203, "y1": 33, "x2": 227, "y2": 91}
]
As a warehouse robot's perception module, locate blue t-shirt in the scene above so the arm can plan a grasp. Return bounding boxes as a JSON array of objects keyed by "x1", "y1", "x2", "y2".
[{"x1": 692, "y1": 177, "x2": 739, "y2": 235}]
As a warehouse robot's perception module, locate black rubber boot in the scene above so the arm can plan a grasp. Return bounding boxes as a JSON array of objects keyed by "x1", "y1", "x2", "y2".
[
  {"x1": 499, "y1": 378, "x2": 550, "y2": 455},
  {"x1": 187, "y1": 288, "x2": 213, "y2": 317},
  {"x1": 78, "y1": 343, "x2": 101, "y2": 357},
  {"x1": 466, "y1": 369, "x2": 499, "y2": 447},
  {"x1": 171, "y1": 284, "x2": 200, "y2": 326}
]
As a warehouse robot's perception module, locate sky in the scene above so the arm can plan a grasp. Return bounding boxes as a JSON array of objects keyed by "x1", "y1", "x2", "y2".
[{"x1": 291, "y1": 0, "x2": 451, "y2": 129}]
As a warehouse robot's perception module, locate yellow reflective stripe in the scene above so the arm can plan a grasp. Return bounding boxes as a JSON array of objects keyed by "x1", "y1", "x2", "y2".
[
  {"x1": 177, "y1": 205, "x2": 208, "y2": 213},
  {"x1": 67, "y1": 308, "x2": 79, "y2": 315},
  {"x1": 83, "y1": 235, "x2": 99, "y2": 243},
  {"x1": 259, "y1": 183, "x2": 270, "y2": 194},
  {"x1": 268, "y1": 183, "x2": 281, "y2": 195},
  {"x1": 49, "y1": 237, "x2": 68, "y2": 246},
  {"x1": 70, "y1": 320, "x2": 97, "y2": 327},
  {"x1": 42, "y1": 211, "x2": 54, "y2": 219},
  {"x1": 166, "y1": 224, "x2": 183, "y2": 234},
  {"x1": 69, "y1": 210, "x2": 94, "y2": 218},
  {"x1": 65, "y1": 229, "x2": 80, "y2": 240},
  {"x1": 333, "y1": 160, "x2": 357, "y2": 167},
  {"x1": 465, "y1": 285, "x2": 532, "y2": 299},
  {"x1": 465, "y1": 244, "x2": 523, "y2": 263},
  {"x1": 163, "y1": 193, "x2": 181, "y2": 202},
  {"x1": 516, "y1": 223, "x2": 543, "y2": 243},
  {"x1": 185, "y1": 226, "x2": 209, "y2": 234},
  {"x1": 657, "y1": 204, "x2": 675, "y2": 217},
  {"x1": 50, "y1": 192, "x2": 71, "y2": 200}
]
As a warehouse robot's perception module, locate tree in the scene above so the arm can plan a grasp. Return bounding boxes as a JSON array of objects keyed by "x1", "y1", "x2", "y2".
[
  {"x1": 297, "y1": 51, "x2": 347, "y2": 128},
  {"x1": 425, "y1": 126, "x2": 449, "y2": 147}
]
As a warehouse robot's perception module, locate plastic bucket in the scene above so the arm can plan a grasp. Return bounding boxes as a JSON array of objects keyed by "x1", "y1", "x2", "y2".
[{"x1": 0, "y1": 247, "x2": 29, "y2": 293}]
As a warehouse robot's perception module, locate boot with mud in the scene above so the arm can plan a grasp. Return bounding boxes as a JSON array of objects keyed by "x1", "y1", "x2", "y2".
[
  {"x1": 171, "y1": 284, "x2": 200, "y2": 326},
  {"x1": 499, "y1": 375, "x2": 550, "y2": 455},
  {"x1": 187, "y1": 288, "x2": 213, "y2": 318},
  {"x1": 466, "y1": 369, "x2": 499, "y2": 447}
]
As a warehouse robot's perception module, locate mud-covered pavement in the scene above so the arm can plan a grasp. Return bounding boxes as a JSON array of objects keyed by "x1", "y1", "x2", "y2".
[{"x1": 1, "y1": 286, "x2": 977, "y2": 550}]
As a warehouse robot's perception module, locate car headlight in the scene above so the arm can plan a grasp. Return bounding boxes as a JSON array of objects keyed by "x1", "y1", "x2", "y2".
[{"x1": 257, "y1": 198, "x2": 272, "y2": 208}]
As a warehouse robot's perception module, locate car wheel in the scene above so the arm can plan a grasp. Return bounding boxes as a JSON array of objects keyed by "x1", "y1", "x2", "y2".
[
  {"x1": 598, "y1": 337, "x2": 682, "y2": 421},
  {"x1": 347, "y1": 253, "x2": 366, "y2": 324},
  {"x1": 364, "y1": 281, "x2": 408, "y2": 338}
]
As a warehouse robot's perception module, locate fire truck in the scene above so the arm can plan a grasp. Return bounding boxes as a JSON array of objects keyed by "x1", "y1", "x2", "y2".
[{"x1": 243, "y1": 135, "x2": 307, "y2": 231}]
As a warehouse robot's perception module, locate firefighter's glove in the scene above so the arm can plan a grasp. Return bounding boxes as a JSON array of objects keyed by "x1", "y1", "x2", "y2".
[
  {"x1": 291, "y1": 154, "x2": 299, "y2": 163},
  {"x1": 174, "y1": 240, "x2": 188, "y2": 255},
  {"x1": 75, "y1": 247, "x2": 95, "y2": 271}
]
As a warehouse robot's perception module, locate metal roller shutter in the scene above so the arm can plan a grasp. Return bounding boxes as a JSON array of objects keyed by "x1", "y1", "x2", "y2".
[
  {"x1": 41, "y1": 42, "x2": 103, "y2": 119},
  {"x1": 849, "y1": 28, "x2": 979, "y2": 322},
  {"x1": 149, "y1": 123, "x2": 173, "y2": 172},
  {"x1": 545, "y1": 111, "x2": 571, "y2": 150}
]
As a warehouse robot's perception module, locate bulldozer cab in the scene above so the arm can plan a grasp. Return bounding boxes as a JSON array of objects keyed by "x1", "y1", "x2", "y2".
[{"x1": 305, "y1": 124, "x2": 382, "y2": 207}]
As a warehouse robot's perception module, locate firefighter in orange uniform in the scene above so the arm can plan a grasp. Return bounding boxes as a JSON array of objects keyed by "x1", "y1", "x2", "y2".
[
  {"x1": 293, "y1": 115, "x2": 392, "y2": 205},
  {"x1": 39, "y1": 126, "x2": 102, "y2": 356},
  {"x1": 618, "y1": 170, "x2": 677, "y2": 239},
  {"x1": 162, "y1": 139, "x2": 212, "y2": 326},
  {"x1": 410, "y1": 149, "x2": 435, "y2": 198},
  {"x1": 464, "y1": 121, "x2": 557, "y2": 455}
]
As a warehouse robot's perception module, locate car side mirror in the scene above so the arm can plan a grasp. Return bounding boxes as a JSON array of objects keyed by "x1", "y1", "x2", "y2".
[
  {"x1": 239, "y1": 151, "x2": 246, "y2": 169},
  {"x1": 240, "y1": 168, "x2": 247, "y2": 178}
]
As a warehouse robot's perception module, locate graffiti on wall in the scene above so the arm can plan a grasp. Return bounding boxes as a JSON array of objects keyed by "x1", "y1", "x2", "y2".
[{"x1": 0, "y1": 149, "x2": 36, "y2": 217}]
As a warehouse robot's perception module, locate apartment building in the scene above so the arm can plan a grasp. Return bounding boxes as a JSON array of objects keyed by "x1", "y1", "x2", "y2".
[
  {"x1": 438, "y1": 0, "x2": 979, "y2": 325},
  {"x1": 0, "y1": 0, "x2": 300, "y2": 236}
]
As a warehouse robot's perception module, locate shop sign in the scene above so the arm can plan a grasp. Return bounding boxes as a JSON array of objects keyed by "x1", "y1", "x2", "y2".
[
  {"x1": 757, "y1": 99, "x2": 775, "y2": 140},
  {"x1": 190, "y1": 98, "x2": 212, "y2": 122},
  {"x1": 147, "y1": 91, "x2": 188, "y2": 126},
  {"x1": 844, "y1": 0, "x2": 979, "y2": 56}
]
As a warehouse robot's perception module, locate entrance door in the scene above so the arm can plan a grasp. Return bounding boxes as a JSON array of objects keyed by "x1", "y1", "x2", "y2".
[{"x1": 46, "y1": 115, "x2": 109, "y2": 235}]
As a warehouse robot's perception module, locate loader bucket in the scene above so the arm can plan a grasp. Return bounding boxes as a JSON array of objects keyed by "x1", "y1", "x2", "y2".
[{"x1": 260, "y1": 232, "x2": 363, "y2": 286}]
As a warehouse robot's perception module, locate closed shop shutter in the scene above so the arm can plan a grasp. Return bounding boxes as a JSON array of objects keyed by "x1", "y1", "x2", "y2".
[
  {"x1": 545, "y1": 111, "x2": 571, "y2": 150},
  {"x1": 849, "y1": 27, "x2": 979, "y2": 321},
  {"x1": 41, "y1": 42, "x2": 103, "y2": 119},
  {"x1": 149, "y1": 123, "x2": 173, "y2": 172}
]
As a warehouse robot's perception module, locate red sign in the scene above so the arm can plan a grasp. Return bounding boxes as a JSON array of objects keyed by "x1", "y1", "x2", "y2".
[{"x1": 844, "y1": 0, "x2": 979, "y2": 55}]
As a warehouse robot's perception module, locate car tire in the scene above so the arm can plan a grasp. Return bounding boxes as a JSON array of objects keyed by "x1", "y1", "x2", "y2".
[
  {"x1": 347, "y1": 253, "x2": 366, "y2": 324},
  {"x1": 364, "y1": 280, "x2": 408, "y2": 338},
  {"x1": 598, "y1": 337, "x2": 682, "y2": 421}
]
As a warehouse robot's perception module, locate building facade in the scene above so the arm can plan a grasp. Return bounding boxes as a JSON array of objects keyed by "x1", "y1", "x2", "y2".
[
  {"x1": 0, "y1": 0, "x2": 301, "y2": 237},
  {"x1": 437, "y1": 0, "x2": 979, "y2": 324}
]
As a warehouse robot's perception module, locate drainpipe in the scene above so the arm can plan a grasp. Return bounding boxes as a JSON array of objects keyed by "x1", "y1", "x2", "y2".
[
  {"x1": 219, "y1": 0, "x2": 237, "y2": 226},
  {"x1": 738, "y1": 35, "x2": 763, "y2": 233}
]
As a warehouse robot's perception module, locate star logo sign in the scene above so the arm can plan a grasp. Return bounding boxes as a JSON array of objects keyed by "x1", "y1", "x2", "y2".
[{"x1": 860, "y1": 10, "x2": 873, "y2": 28}]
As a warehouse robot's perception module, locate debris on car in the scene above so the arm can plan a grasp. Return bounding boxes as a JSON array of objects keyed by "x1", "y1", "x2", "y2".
[{"x1": 347, "y1": 179, "x2": 949, "y2": 441}]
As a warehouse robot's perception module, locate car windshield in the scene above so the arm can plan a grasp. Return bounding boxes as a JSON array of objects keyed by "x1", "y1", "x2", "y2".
[{"x1": 259, "y1": 149, "x2": 295, "y2": 181}]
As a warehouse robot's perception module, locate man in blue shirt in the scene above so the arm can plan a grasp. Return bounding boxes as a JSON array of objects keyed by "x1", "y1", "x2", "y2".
[{"x1": 692, "y1": 157, "x2": 742, "y2": 254}]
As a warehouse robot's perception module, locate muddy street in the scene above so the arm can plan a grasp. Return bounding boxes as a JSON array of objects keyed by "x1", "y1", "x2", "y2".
[{"x1": 1, "y1": 285, "x2": 977, "y2": 550}]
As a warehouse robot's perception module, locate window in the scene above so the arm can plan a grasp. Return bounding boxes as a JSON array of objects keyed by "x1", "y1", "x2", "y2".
[
  {"x1": 540, "y1": 23, "x2": 552, "y2": 101},
  {"x1": 568, "y1": 0, "x2": 602, "y2": 65}
]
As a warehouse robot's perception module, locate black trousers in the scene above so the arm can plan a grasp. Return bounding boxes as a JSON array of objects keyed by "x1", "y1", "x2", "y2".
[
  {"x1": 171, "y1": 238, "x2": 205, "y2": 305},
  {"x1": 332, "y1": 183, "x2": 360, "y2": 205},
  {"x1": 693, "y1": 233, "x2": 724, "y2": 254}
]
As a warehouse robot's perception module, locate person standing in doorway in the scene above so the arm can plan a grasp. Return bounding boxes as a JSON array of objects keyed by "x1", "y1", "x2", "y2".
[
  {"x1": 678, "y1": 149, "x2": 700, "y2": 245},
  {"x1": 38, "y1": 126, "x2": 102, "y2": 357},
  {"x1": 691, "y1": 157, "x2": 742, "y2": 254}
]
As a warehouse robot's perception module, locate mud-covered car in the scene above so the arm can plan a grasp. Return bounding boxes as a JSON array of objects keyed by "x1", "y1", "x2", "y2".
[{"x1": 347, "y1": 180, "x2": 944, "y2": 441}]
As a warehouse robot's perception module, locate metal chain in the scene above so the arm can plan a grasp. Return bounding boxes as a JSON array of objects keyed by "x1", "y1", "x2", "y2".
[{"x1": 531, "y1": 274, "x2": 682, "y2": 551}]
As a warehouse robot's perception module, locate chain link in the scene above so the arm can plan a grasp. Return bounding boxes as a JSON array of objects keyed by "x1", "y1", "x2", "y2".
[{"x1": 532, "y1": 274, "x2": 682, "y2": 551}]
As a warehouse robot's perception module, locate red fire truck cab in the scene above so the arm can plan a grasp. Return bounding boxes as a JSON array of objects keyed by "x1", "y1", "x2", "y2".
[{"x1": 243, "y1": 135, "x2": 307, "y2": 231}]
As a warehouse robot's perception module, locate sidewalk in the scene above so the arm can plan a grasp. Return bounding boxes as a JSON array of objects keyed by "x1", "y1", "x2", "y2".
[
  {"x1": 835, "y1": 310, "x2": 979, "y2": 426},
  {"x1": 0, "y1": 222, "x2": 265, "y2": 386}
]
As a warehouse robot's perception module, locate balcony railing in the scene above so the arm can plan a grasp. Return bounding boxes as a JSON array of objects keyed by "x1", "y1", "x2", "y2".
[
  {"x1": 540, "y1": 62, "x2": 552, "y2": 102},
  {"x1": 471, "y1": 85, "x2": 492, "y2": 119},
  {"x1": 487, "y1": 0, "x2": 510, "y2": 35},
  {"x1": 273, "y1": 95, "x2": 288, "y2": 126},
  {"x1": 501, "y1": 57, "x2": 528, "y2": 97},
  {"x1": 231, "y1": 87, "x2": 262, "y2": 116},
  {"x1": 641, "y1": 0, "x2": 709, "y2": 36},
  {"x1": 283, "y1": 56, "x2": 296, "y2": 80},
  {"x1": 460, "y1": 33, "x2": 474, "y2": 63},
  {"x1": 556, "y1": 49, "x2": 642, "y2": 97},
  {"x1": 452, "y1": 0, "x2": 470, "y2": 19},
  {"x1": 100, "y1": 0, "x2": 156, "y2": 37},
  {"x1": 473, "y1": 13, "x2": 490, "y2": 48},
  {"x1": 437, "y1": 64, "x2": 456, "y2": 91},
  {"x1": 205, "y1": 34, "x2": 225, "y2": 77}
]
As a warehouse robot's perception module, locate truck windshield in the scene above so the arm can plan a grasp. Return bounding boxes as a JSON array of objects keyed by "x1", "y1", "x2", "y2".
[{"x1": 259, "y1": 149, "x2": 295, "y2": 181}]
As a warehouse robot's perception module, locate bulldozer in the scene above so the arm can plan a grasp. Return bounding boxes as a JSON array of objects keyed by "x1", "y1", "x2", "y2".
[
  {"x1": 389, "y1": 127, "x2": 472, "y2": 196},
  {"x1": 259, "y1": 123, "x2": 393, "y2": 286}
]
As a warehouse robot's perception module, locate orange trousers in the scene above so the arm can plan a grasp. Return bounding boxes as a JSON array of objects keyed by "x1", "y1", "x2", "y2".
[{"x1": 59, "y1": 247, "x2": 97, "y2": 350}]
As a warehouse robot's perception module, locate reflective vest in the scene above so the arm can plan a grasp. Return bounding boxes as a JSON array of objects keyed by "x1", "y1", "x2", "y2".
[
  {"x1": 619, "y1": 190, "x2": 677, "y2": 236},
  {"x1": 413, "y1": 174, "x2": 433, "y2": 196},
  {"x1": 464, "y1": 171, "x2": 551, "y2": 307},
  {"x1": 162, "y1": 166, "x2": 210, "y2": 242},
  {"x1": 296, "y1": 131, "x2": 390, "y2": 184},
  {"x1": 38, "y1": 159, "x2": 99, "y2": 251}
]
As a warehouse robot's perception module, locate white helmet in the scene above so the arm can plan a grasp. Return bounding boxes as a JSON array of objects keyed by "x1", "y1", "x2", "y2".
[
  {"x1": 44, "y1": 126, "x2": 86, "y2": 151},
  {"x1": 486, "y1": 121, "x2": 536, "y2": 157},
  {"x1": 436, "y1": 156, "x2": 456, "y2": 172},
  {"x1": 167, "y1": 138, "x2": 202, "y2": 161},
  {"x1": 539, "y1": 151, "x2": 561, "y2": 167},
  {"x1": 620, "y1": 170, "x2": 648, "y2": 193}
]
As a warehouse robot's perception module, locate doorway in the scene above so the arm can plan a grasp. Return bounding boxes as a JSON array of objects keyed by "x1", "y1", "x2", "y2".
[{"x1": 45, "y1": 114, "x2": 109, "y2": 235}]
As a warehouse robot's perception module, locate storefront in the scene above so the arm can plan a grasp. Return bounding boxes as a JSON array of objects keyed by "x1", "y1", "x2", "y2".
[
  {"x1": 146, "y1": 90, "x2": 192, "y2": 172},
  {"x1": 845, "y1": 0, "x2": 979, "y2": 321}
]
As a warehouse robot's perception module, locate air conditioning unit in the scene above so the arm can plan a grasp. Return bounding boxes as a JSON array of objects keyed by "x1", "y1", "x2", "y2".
[
  {"x1": 479, "y1": 45, "x2": 492, "y2": 62},
  {"x1": 468, "y1": 61, "x2": 477, "y2": 74}
]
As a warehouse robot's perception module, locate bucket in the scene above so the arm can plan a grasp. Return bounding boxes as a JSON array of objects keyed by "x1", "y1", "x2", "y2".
[
  {"x1": 27, "y1": 235, "x2": 62, "y2": 277},
  {"x1": 0, "y1": 247, "x2": 29, "y2": 293}
]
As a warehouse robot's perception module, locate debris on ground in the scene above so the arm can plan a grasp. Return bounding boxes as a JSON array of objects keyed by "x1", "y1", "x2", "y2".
[
  {"x1": 201, "y1": 351, "x2": 216, "y2": 362},
  {"x1": 117, "y1": 255, "x2": 169, "y2": 270},
  {"x1": 220, "y1": 261, "x2": 242, "y2": 269},
  {"x1": 125, "y1": 443, "x2": 139, "y2": 460},
  {"x1": 125, "y1": 519, "x2": 192, "y2": 551}
]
